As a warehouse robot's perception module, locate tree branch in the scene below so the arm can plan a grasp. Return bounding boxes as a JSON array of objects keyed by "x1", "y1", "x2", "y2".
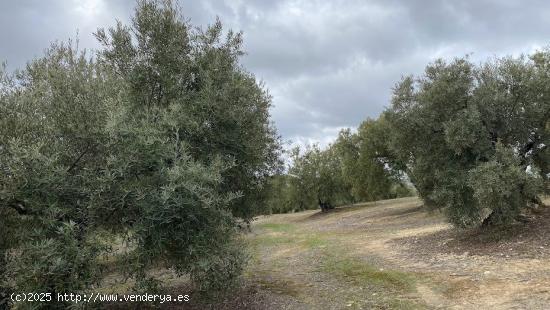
[
  {"x1": 67, "y1": 143, "x2": 93, "y2": 173},
  {"x1": 7, "y1": 199, "x2": 29, "y2": 215}
]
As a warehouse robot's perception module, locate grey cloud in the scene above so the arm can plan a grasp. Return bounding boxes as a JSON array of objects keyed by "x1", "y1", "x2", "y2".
[
  {"x1": 0, "y1": 0, "x2": 133, "y2": 70},
  {"x1": 2, "y1": 0, "x2": 550, "y2": 148}
]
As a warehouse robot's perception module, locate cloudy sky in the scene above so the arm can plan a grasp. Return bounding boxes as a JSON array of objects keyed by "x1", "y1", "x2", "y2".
[{"x1": 2, "y1": 0, "x2": 549, "y2": 148}]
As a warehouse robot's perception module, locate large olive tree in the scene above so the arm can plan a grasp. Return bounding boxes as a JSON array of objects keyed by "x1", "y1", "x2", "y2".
[
  {"x1": 386, "y1": 54, "x2": 549, "y2": 227},
  {"x1": 1, "y1": 1, "x2": 279, "y2": 308}
]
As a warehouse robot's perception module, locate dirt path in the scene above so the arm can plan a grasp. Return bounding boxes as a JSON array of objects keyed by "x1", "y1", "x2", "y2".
[{"x1": 245, "y1": 197, "x2": 550, "y2": 309}]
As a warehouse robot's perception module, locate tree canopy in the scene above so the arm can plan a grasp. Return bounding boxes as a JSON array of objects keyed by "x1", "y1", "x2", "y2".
[
  {"x1": 386, "y1": 55, "x2": 549, "y2": 227},
  {"x1": 95, "y1": 0, "x2": 281, "y2": 220}
]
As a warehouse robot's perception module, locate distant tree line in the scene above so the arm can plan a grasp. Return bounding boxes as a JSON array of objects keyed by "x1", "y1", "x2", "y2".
[{"x1": 264, "y1": 117, "x2": 414, "y2": 214}]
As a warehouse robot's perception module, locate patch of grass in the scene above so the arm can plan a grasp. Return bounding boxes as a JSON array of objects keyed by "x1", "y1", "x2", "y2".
[
  {"x1": 301, "y1": 235, "x2": 328, "y2": 249},
  {"x1": 252, "y1": 223, "x2": 301, "y2": 247},
  {"x1": 254, "y1": 228, "x2": 329, "y2": 249},
  {"x1": 321, "y1": 255, "x2": 416, "y2": 292},
  {"x1": 251, "y1": 234, "x2": 295, "y2": 247},
  {"x1": 257, "y1": 222, "x2": 296, "y2": 232},
  {"x1": 319, "y1": 254, "x2": 424, "y2": 309}
]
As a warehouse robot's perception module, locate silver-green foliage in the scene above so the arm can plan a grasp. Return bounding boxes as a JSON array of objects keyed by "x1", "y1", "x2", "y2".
[
  {"x1": 1, "y1": 45, "x2": 113, "y2": 309},
  {"x1": 94, "y1": 0, "x2": 281, "y2": 221},
  {"x1": 0, "y1": 0, "x2": 281, "y2": 306},
  {"x1": 339, "y1": 118, "x2": 412, "y2": 203},
  {"x1": 286, "y1": 144, "x2": 351, "y2": 210},
  {"x1": 387, "y1": 54, "x2": 549, "y2": 227}
]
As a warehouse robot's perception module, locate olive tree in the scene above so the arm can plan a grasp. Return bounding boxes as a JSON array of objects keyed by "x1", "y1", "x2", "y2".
[
  {"x1": 285, "y1": 144, "x2": 352, "y2": 212},
  {"x1": 263, "y1": 174, "x2": 295, "y2": 214},
  {"x1": 386, "y1": 54, "x2": 549, "y2": 227},
  {"x1": 1, "y1": 1, "x2": 279, "y2": 307},
  {"x1": 351, "y1": 117, "x2": 411, "y2": 202}
]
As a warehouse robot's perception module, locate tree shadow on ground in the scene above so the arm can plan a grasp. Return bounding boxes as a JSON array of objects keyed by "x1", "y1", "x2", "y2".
[{"x1": 393, "y1": 204, "x2": 550, "y2": 258}]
